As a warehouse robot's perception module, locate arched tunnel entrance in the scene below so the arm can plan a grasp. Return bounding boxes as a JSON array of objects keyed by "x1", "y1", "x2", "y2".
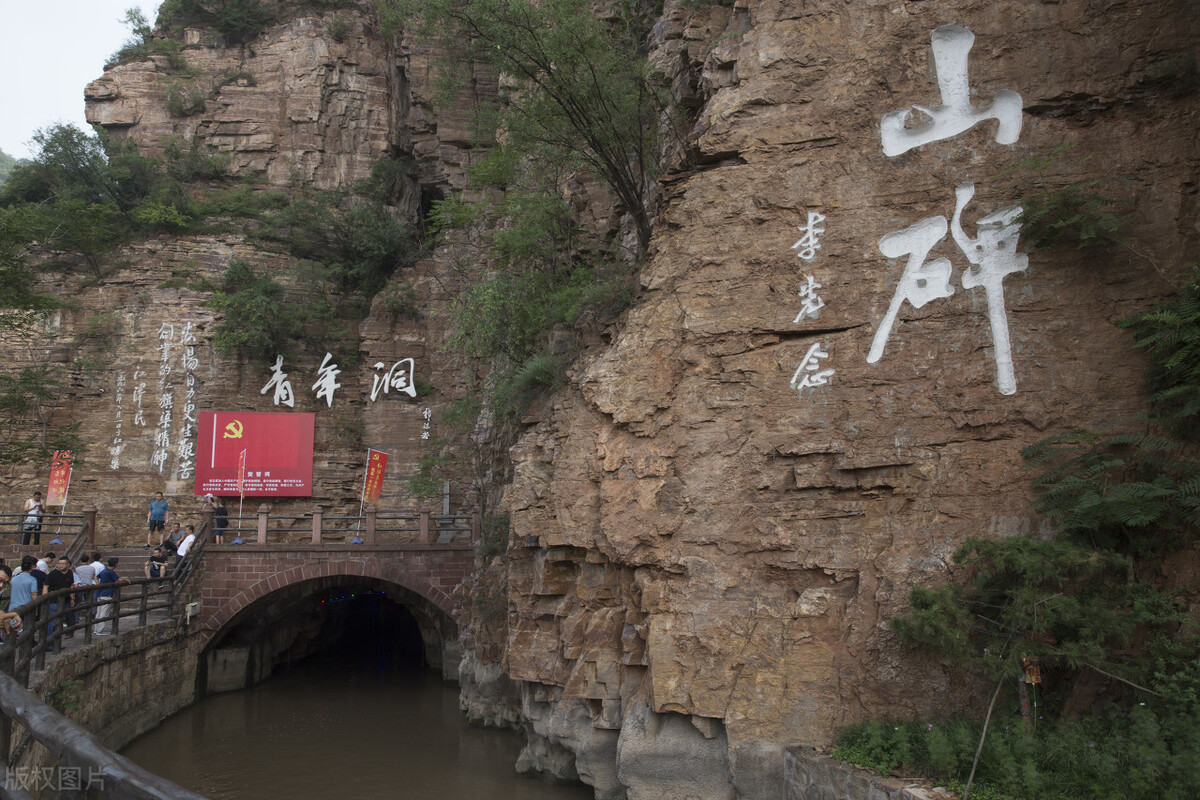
[{"x1": 201, "y1": 575, "x2": 459, "y2": 694}]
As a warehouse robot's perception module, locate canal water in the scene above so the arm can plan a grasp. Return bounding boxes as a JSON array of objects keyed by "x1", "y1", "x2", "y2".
[{"x1": 121, "y1": 657, "x2": 594, "y2": 800}]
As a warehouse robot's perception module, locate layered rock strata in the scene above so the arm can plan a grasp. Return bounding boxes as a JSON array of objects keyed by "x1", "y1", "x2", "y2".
[{"x1": 5, "y1": 0, "x2": 1198, "y2": 798}]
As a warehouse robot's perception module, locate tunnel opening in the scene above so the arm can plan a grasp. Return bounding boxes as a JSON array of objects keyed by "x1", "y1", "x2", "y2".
[
  {"x1": 306, "y1": 588, "x2": 426, "y2": 669},
  {"x1": 201, "y1": 576, "x2": 457, "y2": 695}
]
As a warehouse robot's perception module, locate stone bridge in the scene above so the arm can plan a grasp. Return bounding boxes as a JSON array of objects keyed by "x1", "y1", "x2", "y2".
[
  {"x1": 186, "y1": 506, "x2": 481, "y2": 689},
  {"x1": 196, "y1": 542, "x2": 476, "y2": 634}
]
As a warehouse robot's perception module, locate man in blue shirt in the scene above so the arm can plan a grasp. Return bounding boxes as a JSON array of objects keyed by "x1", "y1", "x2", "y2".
[
  {"x1": 9, "y1": 556, "x2": 38, "y2": 612},
  {"x1": 94, "y1": 558, "x2": 129, "y2": 636},
  {"x1": 146, "y1": 492, "x2": 169, "y2": 548}
]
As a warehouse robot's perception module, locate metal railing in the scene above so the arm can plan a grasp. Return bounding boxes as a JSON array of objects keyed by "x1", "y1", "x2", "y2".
[
  {"x1": 0, "y1": 550, "x2": 207, "y2": 798},
  {"x1": 0, "y1": 513, "x2": 87, "y2": 548}
]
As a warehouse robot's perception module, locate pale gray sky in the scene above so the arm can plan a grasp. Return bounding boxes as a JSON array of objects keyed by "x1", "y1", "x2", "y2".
[{"x1": 0, "y1": 0, "x2": 162, "y2": 159}]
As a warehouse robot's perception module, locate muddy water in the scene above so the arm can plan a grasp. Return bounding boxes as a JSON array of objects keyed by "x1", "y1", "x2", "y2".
[{"x1": 121, "y1": 659, "x2": 594, "y2": 800}]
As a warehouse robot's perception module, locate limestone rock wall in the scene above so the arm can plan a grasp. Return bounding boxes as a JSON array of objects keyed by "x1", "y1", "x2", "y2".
[
  {"x1": 0, "y1": 3, "x2": 488, "y2": 530},
  {"x1": 4, "y1": 0, "x2": 1199, "y2": 797},
  {"x1": 490, "y1": 0, "x2": 1200, "y2": 797}
]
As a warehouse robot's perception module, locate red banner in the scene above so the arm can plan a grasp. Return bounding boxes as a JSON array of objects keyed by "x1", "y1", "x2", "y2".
[
  {"x1": 362, "y1": 449, "x2": 389, "y2": 505},
  {"x1": 46, "y1": 451, "x2": 73, "y2": 507},
  {"x1": 195, "y1": 412, "x2": 315, "y2": 497}
]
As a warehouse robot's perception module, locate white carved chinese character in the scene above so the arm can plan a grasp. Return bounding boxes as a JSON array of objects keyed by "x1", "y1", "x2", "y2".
[
  {"x1": 793, "y1": 274, "x2": 826, "y2": 322},
  {"x1": 312, "y1": 353, "x2": 341, "y2": 407},
  {"x1": 179, "y1": 321, "x2": 197, "y2": 344},
  {"x1": 881, "y1": 25, "x2": 1022, "y2": 157},
  {"x1": 950, "y1": 183, "x2": 1028, "y2": 395},
  {"x1": 790, "y1": 342, "x2": 835, "y2": 398},
  {"x1": 261, "y1": 355, "x2": 296, "y2": 407},
  {"x1": 150, "y1": 448, "x2": 169, "y2": 472},
  {"x1": 370, "y1": 358, "x2": 417, "y2": 401},
  {"x1": 867, "y1": 215, "x2": 955, "y2": 364},
  {"x1": 792, "y1": 210, "x2": 826, "y2": 262}
]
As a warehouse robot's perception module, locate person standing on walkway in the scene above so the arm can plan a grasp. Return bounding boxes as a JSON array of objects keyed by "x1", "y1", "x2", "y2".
[
  {"x1": 9, "y1": 556, "x2": 38, "y2": 612},
  {"x1": 75, "y1": 553, "x2": 100, "y2": 616},
  {"x1": 94, "y1": 558, "x2": 129, "y2": 636},
  {"x1": 212, "y1": 496, "x2": 228, "y2": 545},
  {"x1": 175, "y1": 526, "x2": 197, "y2": 574},
  {"x1": 146, "y1": 492, "x2": 170, "y2": 548},
  {"x1": 22, "y1": 491, "x2": 44, "y2": 546},
  {"x1": 46, "y1": 558, "x2": 75, "y2": 650}
]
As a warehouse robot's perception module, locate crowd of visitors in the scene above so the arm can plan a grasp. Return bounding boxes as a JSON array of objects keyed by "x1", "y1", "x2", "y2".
[{"x1": 1, "y1": 489, "x2": 223, "y2": 647}]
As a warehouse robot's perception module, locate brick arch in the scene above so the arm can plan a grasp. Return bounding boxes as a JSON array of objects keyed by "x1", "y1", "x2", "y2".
[{"x1": 201, "y1": 559, "x2": 457, "y2": 640}]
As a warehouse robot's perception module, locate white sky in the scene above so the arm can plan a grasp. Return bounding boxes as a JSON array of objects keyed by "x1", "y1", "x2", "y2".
[{"x1": 0, "y1": 0, "x2": 162, "y2": 159}]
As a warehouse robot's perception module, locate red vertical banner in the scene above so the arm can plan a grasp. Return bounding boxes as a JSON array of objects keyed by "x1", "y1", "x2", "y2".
[
  {"x1": 46, "y1": 451, "x2": 73, "y2": 507},
  {"x1": 362, "y1": 449, "x2": 389, "y2": 504}
]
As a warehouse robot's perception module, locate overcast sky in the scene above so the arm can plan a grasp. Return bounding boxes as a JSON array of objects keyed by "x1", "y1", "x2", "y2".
[{"x1": 0, "y1": 0, "x2": 162, "y2": 159}]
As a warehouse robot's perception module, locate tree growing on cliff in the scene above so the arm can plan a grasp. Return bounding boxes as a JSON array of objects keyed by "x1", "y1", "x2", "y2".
[{"x1": 379, "y1": 0, "x2": 665, "y2": 251}]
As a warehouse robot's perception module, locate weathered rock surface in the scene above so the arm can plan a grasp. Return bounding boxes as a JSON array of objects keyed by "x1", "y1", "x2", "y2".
[
  {"x1": 6, "y1": 0, "x2": 1200, "y2": 798},
  {"x1": 495, "y1": 0, "x2": 1200, "y2": 796}
]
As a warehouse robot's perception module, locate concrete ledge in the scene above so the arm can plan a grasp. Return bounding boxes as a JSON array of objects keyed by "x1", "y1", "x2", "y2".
[{"x1": 784, "y1": 749, "x2": 955, "y2": 800}]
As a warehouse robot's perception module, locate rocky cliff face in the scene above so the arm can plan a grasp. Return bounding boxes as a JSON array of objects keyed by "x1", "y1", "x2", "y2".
[
  {"x1": 9, "y1": 0, "x2": 1200, "y2": 798},
  {"x1": 1, "y1": 2, "x2": 483, "y2": 529},
  {"x1": 484, "y1": 1, "x2": 1200, "y2": 798}
]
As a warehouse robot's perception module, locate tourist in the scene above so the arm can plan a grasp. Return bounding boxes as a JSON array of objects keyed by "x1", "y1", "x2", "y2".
[
  {"x1": 212, "y1": 496, "x2": 228, "y2": 544},
  {"x1": 0, "y1": 567, "x2": 11, "y2": 626},
  {"x1": 93, "y1": 558, "x2": 129, "y2": 636},
  {"x1": 175, "y1": 526, "x2": 197, "y2": 574},
  {"x1": 161, "y1": 522, "x2": 185, "y2": 561},
  {"x1": 74, "y1": 554, "x2": 95, "y2": 587},
  {"x1": 76, "y1": 553, "x2": 101, "y2": 616},
  {"x1": 37, "y1": 551, "x2": 55, "y2": 574},
  {"x1": 21, "y1": 491, "x2": 44, "y2": 546},
  {"x1": 145, "y1": 547, "x2": 168, "y2": 588},
  {"x1": 45, "y1": 557, "x2": 75, "y2": 650},
  {"x1": 9, "y1": 556, "x2": 38, "y2": 613},
  {"x1": 29, "y1": 558, "x2": 48, "y2": 597},
  {"x1": 146, "y1": 491, "x2": 170, "y2": 548},
  {"x1": 72, "y1": 557, "x2": 93, "y2": 628}
]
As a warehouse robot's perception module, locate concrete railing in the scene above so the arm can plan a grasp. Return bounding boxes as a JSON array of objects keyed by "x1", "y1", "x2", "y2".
[
  {"x1": 203, "y1": 504, "x2": 482, "y2": 546},
  {"x1": 0, "y1": 672, "x2": 207, "y2": 800}
]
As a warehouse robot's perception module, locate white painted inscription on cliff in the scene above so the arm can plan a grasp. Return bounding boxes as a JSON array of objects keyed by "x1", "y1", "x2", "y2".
[
  {"x1": 869, "y1": 185, "x2": 1028, "y2": 395},
  {"x1": 792, "y1": 210, "x2": 826, "y2": 262},
  {"x1": 880, "y1": 25, "x2": 1022, "y2": 157},
  {"x1": 950, "y1": 184, "x2": 1028, "y2": 395},
  {"x1": 791, "y1": 342, "x2": 835, "y2": 398},
  {"x1": 370, "y1": 359, "x2": 417, "y2": 402},
  {"x1": 794, "y1": 274, "x2": 826, "y2": 323},
  {"x1": 867, "y1": 215, "x2": 955, "y2": 364},
  {"x1": 312, "y1": 353, "x2": 342, "y2": 407},
  {"x1": 789, "y1": 210, "x2": 834, "y2": 399},
  {"x1": 871, "y1": 25, "x2": 1028, "y2": 395},
  {"x1": 261, "y1": 355, "x2": 296, "y2": 407}
]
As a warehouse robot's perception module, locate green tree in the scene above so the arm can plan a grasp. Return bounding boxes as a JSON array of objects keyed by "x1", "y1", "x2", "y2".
[
  {"x1": 208, "y1": 259, "x2": 302, "y2": 360},
  {"x1": 886, "y1": 270, "x2": 1200, "y2": 797},
  {"x1": 381, "y1": 0, "x2": 664, "y2": 250}
]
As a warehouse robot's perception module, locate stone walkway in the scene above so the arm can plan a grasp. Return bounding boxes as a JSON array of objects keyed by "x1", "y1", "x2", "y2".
[{"x1": 19, "y1": 547, "x2": 179, "y2": 678}]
